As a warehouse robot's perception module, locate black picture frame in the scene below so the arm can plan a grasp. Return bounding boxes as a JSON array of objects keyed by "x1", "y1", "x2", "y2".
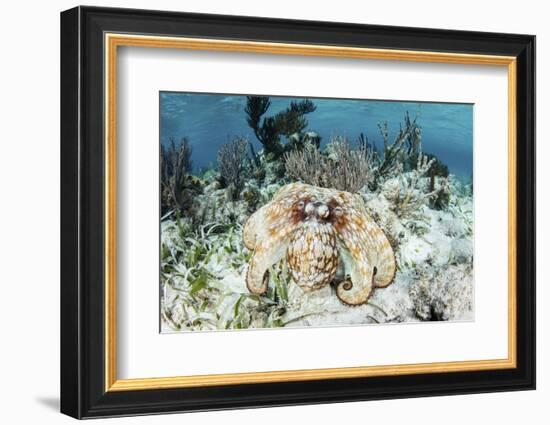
[{"x1": 61, "y1": 5, "x2": 535, "y2": 419}]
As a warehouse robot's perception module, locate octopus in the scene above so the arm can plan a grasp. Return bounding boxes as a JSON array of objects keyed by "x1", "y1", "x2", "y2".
[{"x1": 243, "y1": 182, "x2": 396, "y2": 306}]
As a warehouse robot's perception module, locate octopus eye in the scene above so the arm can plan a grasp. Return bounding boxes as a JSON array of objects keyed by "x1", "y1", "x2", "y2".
[
  {"x1": 316, "y1": 204, "x2": 330, "y2": 219},
  {"x1": 304, "y1": 202, "x2": 315, "y2": 216}
]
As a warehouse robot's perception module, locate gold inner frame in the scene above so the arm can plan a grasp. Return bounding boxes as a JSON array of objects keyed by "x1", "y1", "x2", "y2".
[{"x1": 104, "y1": 33, "x2": 517, "y2": 392}]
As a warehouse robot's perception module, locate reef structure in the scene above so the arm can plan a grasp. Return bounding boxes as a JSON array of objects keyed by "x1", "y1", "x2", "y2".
[{"x1": 243, "y1": 182, "x2": 396, "y2": 305}]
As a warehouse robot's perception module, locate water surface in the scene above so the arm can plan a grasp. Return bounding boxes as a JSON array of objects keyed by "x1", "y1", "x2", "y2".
[{"x1": 160, "y1": 92, "x2": 473, "y2": 177}]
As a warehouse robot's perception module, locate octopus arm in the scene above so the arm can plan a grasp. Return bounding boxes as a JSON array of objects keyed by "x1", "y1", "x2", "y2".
[
  {"x1": 245, "y1": 195, "x2": 303, "y2": 294},
  {"x1": 331, "y1": 196, "x2": 394, "y2": 305},
  {"x1": 369, "y1": 225, "x2": 396, "y2": 288},
  {"x1": 246, "y1": 238, "x2": 289, "y2": 294},
  {"x1": 348, "y1": 194, "x2": 396, "y2": 288},
  {"x1": 243, "y1": 206, "x2": 264, "y2": 250},
  {"x1": 334, "y1": 237, "x2": 375, "y2": 306}
]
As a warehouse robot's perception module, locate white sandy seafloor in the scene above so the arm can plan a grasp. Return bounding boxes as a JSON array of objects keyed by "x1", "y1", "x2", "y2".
[{"x1": 160, "y1": 171, "x2": 474, "y2": 333}]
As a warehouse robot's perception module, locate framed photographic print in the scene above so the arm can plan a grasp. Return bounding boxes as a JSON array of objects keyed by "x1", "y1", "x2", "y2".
[{"x1": 60, "y1": 6, "x2": 536, "y2": 419}]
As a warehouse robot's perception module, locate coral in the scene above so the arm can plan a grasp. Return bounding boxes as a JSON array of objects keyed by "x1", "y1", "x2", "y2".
[
  {"x1": 245, "y1": 96, "x2": 279, "y2": 153},
  {"x1": 283, "y1": 136, "x2": 375, "y2": 192},
  {"x1": 327, "y1": 136, "x2": 376, "y2": 192},
  {"x1": 246, "y1": 142, "x2": 265, "y2": 182},
  {"x1": 240, "y1": 183, "x2": 261, "y2": 211},
  {"x1": 161, "y1": 136, "x2": 194, "y2": 212},
  {"x1": 245, "y1": 96, "x2": 317, "y2": 156},
  {"x1": 373, "y1": 112, "x2": 423, "y2": 186},
  {"x1": 243, "y1": 182, "x2": 396, "y2": 305},
  {"x1": 217, "y1": 136, "x2": 249, "y2": 199},
  {"x1": 430, "y1": 177, "x2": 451, "y2": 210},
  {"x1": 426, "y1": 153, "x2": 450, "y2": 180},
  {"x1": 425, "y1": 153, "x2": 451, "y2": 209},
  {"x1": 287, "y1": 131, "x2": 321, "y2": 150},
  {"x1": 381, "y1": 154, "x2": 438, "y2": 218},
  {"x1": 274, "y1": 99, "x2": 317, "y2": 137},
  {"x1": 282, "y1": 142, "x2": 327, "y2": 187},
  {"x1": 245, "y1": 97, "x2": 271, "y2": 133}
]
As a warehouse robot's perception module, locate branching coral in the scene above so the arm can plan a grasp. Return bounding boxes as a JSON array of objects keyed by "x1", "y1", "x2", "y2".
[
  {"x1": 283, "y1": 137, "x2": 375, "y2": 192},
  {"x1": 275, "y1": 99, "x2": 317, "y2": 137},
  {"x1": 425, "y1": 153, "x2": 451, "y2": 209},
  {"x1": 381, "y1": 154, "x2": 438, "y2": 218},
  {"x1": 374, "y1": 112, "x2": 423, "y2": 185},
  {"x1": 217, "y1": 136, "x2": 249, "y2": 199},
  {"x1": 245, "y1": 96, "x2": 317, "y2": 156},
  {"x1": 359, "y1": 113, "x2": 454, "y2": 215},
  {"x1": 245, "y1": 96, "x2": 276, "y2": 151},
  {"x1": 287, "y1": 131, "x2": 321, "y2": 150},
  {"x1": 283, "y1": 142, "x2": 327, "y2": 188},
  {"x1": 161, "y1": 136, "x2": 193, "y2": 212},
  {"x1": 328, "y1": 136, "x2": 376, "y2": 192}
]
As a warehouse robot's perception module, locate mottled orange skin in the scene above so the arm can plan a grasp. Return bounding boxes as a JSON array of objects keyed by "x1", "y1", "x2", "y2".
[
  {"x1": 286, "y1": 221, "x2": 339, "y2": 291},
  {"x1": 243, "y1": 182, "x2": 396, "y2": 305}
]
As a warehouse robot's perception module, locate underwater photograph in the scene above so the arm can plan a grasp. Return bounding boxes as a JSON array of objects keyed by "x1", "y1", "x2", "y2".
[{"x1": 159, "y1": 92, "x2": 474, "y2": 333}]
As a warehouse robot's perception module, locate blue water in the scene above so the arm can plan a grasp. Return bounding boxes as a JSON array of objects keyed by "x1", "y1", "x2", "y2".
[{"x1": 160, "y1": 92, "x2": 473, "y2": 178}]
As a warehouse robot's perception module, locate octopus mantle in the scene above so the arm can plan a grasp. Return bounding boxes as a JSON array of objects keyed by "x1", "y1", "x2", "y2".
[{"x1": 243, "y1": 182, "x2": 396, "y2": 306}]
